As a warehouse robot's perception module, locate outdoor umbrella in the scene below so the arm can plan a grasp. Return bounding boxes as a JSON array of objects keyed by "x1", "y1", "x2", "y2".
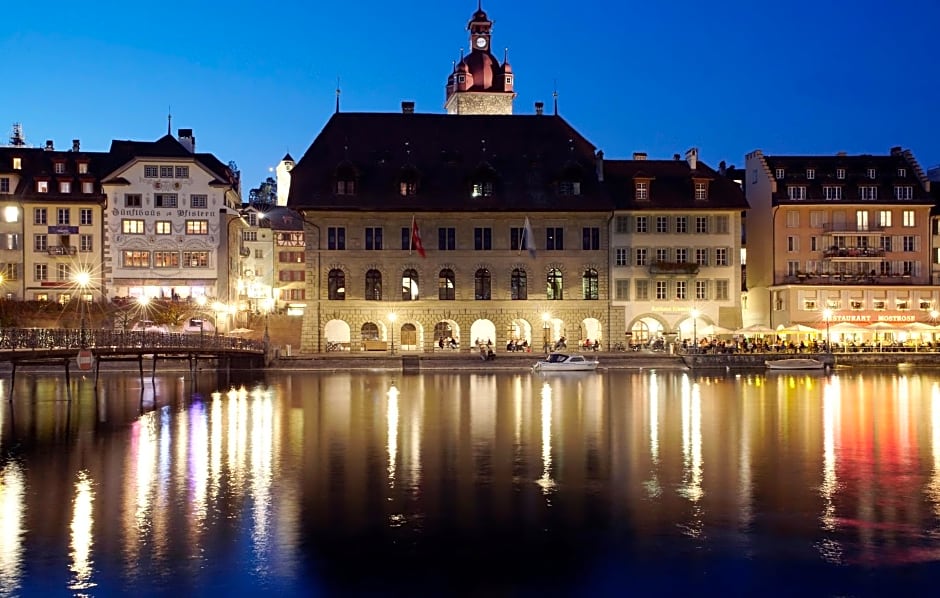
[{"x1": 733, "y1": 324, "x2": 776, "y2": 335}]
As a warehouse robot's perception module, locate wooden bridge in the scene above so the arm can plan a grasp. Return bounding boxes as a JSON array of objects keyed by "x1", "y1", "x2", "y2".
[{"x1": 0, "y1": 328, "x2": 267, "y2": 396}]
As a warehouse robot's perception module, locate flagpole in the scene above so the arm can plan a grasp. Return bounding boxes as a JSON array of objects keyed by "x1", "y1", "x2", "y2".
[{"x1": 409, "y1": 215, "x2": 414, "y2": 256}]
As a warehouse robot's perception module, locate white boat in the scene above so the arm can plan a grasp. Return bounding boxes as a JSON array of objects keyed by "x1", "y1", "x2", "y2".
[
  {"x1": 765, "y1": 358, "x2": 826, "y2": 370},
  {"x1": 533, "y1": 353, "x2": 599, "y2": 372}
]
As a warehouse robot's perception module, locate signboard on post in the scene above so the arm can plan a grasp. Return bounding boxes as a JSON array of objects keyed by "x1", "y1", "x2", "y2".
[{"x1": 77, "y1": 349, "x2": 94, "y2": 371}]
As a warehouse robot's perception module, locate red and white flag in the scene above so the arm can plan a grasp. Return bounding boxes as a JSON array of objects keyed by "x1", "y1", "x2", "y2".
[{"x1": 410, "y1": 216, "x2": 426, "y2": 258}]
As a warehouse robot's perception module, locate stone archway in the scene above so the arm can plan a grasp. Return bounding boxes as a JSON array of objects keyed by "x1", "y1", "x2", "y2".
[
  {"x1": 628, "y1": 315, "x2": 667, "y2": 346},
  {"x1": 324, "y1": 319, "x2": 351, "y2": 351},
  {"x1": 433, "y1": 319, "x2": 461, "y2": 349},
  {"x1": 580, "y1": 317, "x2": 603, "y2": 348},
  {"x1": 470, "y1": 319, "x2": 497, "y2": 348}
]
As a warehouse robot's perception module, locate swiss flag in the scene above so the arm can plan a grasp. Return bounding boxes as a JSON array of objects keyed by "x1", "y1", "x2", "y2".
[{"x1": 411, "y1": 216, "x2": 426, "y2": 258}]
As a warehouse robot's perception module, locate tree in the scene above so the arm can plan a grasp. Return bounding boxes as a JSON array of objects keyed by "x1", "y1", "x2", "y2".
[{"x1": 248, "y1": 176, "x2": 277, "y2": 208}]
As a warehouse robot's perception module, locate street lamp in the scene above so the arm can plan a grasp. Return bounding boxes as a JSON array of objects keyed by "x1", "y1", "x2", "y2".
[
  {"x1": 690, "y1": 309, "x2": 699, "y2": 351},
  {"x1": 822, "y1": 308, "x2": 832, "y2": 352},
  {"x1": 73, "y1": 271, "x2": 92, "y2": 347},
  {"x1": 542, "y1": 312, "x2": 551, "y2": 353},
  {"x1": 389, "y1": 313, "x2": 397, "y2": 355}
]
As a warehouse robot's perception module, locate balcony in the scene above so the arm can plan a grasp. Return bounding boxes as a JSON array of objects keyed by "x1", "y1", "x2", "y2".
[
  {"x1": 782, "y1": 272, "x2": 913, "y2": 285},
  {"x1": 47, "y1": 246, "x2": 77, "y2": 256},
  {"x1": 822, "y1": 223, "x2": 885, "y2": 233},
  {"x1": 648, "y1": 261, "x2": 700, "y2": 275},
  {"x1": 823, "y1": 247, "x2": 885, "y2": 260}
]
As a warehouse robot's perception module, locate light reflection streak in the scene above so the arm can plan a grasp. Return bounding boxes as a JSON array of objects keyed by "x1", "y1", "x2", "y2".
[
  {"x1": 250, "y1": 387, "x2": 275, "y2": 569},
  {"x1": 929, "y1": 383, "x2": 940, "y2": 518},
  {"x1": 679, "y1": 375, "x2": 703, "y2": 538},
  {"x1": 644, "y1": 372, "x2": 661, "y2": 498},
  {"x1": 127, "y1": 412, "x2": 157, "y2": 573},
  {"x1": 210, "y1": 392, "x2": 223, "y2": 503},
  {"x1": 536, "y1": 382, "x2": 555, "y2": 494},
  {"x1": 0, "y1": 460, "x2": 25, "y2": 595},
  {"x1": 69, "y1": 470, "x2": 95, "y2": 591},
  {"x1": 387, "y1": 385, "x2": 399, "y2": 488},
  {"x1": 818, "y1": 376, "x2": 843, "y2": 564},
  {"x1": 189, "y1": 401, "x2": 209, "y2": 531}
]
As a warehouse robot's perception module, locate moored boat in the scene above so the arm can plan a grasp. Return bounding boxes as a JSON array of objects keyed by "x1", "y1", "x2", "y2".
[
  {"x1": 765, "y1": 358, "x2": 826, "y2": 370},
  {"x1": 533, "y1": 352, "x2": 599, "y2": 372}
]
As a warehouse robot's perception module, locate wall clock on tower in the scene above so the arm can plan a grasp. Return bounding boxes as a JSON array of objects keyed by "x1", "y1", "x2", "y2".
[{"x1": 475, "y1": 36, "x2": 487, "y2": 49}]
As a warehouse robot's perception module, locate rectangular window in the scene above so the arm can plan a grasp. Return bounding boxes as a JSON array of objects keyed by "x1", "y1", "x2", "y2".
[
  {"x1": 125, "y1": 193, "x2": 142, "y2": 207},
  {"x1": 714, "y1": 215, "x2": 729, "y2": 234},
  {"x1": 775, "y1": 168, "x2": 785, "y2": 179},
  {"x1": 186, "y1": 220, "x2": 208, "y2": 235},
  {"x1": 823, "y1": 186, "x2": 842, "y2": 200},
  {"x1": 787, "y1": 236, "x2": 799, "y2": 252},
  {"x1": 811, "y1": 236, "x2": 819, "y2": 251},
  {"x1": 175, "y1": 166, "x2": 189, "y2": 178},
  {"x1": 474, "y1": 227, "x2": 492, "y2": 250},
  {"x1": 76, "y1": 163, "x2": 87, "y2": 174},
  {"x1": 787, "y1": 260, "x2": 799, "y2": 276},
  {"x1": 695, "y1": 280, "x2": 707, "y2": 300},
  {"x1": 614, "y1": 216, "x2": 630, "y2": 234},
  {"x1": 635, "y1": 248, "x2": 648, "y2": 266},
  {"x1": 615, "y1": 247, "x2": 629, "y2": 266},
  {"x1": 154, "y1": 193, "x2": 178, "y2": 208},
  {"x1": 694, "y1": 182, "x2": 707, "y2": 200},
  {"x1": 80, "y1": 208, "x2": 92, "y2": 226},
  {"x1": 655, "y1": 248, "x2": 668, "y2": 263},
  {"x1": 0, "y1": 178, "x2": 8, "y2": 193},
  {"x1": 867, "y1": 168, "x2": 876, "y2": 179},
  {"x1": 57, "y1": 208, "x2": 70, "y2": 225},
  {"x1": 695, "y1": 248, "x2": 708, "y2": 266},
  {"x1": 806, "y1": 168, "x2": 815, "y2": 180},
  {"x1": 510, "y1": 227, "x2": 524, "y2": 250},
  {"x1": 675, "y1": 248, "x2": 688, "y2": 263},
  {"x1": 80, "y1": 234, "x2": 93, "y2": 252},
  {"x1": 183, "y1": 251, "x2": 209, "y2": 267},
  {"x1": 3, "y1": 234, "x2": 19, "y2": 250},
  {"x1": 365, "y1": 227, "x2": 383, "y2": 250},
  {"x1": 243, "y1": 230, "x2": 258, "y2": 242},
  {"x1": 546, "y1": 227, "x2": 564, "y2": 250},
  {"x1": 614, "y1": 279, "x2": 630, "y2": 300},
  {"x1": 144, "y1": 165, "x2": 158, "y2": 178},
  {"x1": 160, "y1": 166, "x2": 174, "y2": 178},
  {"x1": 327, "y1": 226, "x2": 346, "y2": 250},
  {"x1": 879, "y1": 210, "x2": 892, "y2": 227},
  {"x1": 715, "y1": 280, "x2": 729, "y2": 301},
  {"x1": 36, "y1": 181, "x2": 49, "y2": 193},
  {"x1": 903, "y1": 236, "x2": 915, "y2": 252},
  {"x1": 859, "y1": 186, "x2": 878, "y2": 200},
  {"x1": 788, "y1": 186, "x2": 806, "y2": 200},
  {"x1": 190, "y1": 194, "x2": 207, "y2": 208},
  {"x1": 656, "y1": 216, "x2": 668, "y2": 233},
  {"x1": 675, "y1": 280, "x2": 686, "y2": 300},
  {"x1": 899, "y1": 168, "x2": 907, "y2": 178},
  {"x1": 35, "y1": 264, "x2": 48, "y2": 281},
  {"x1": 903, "y1": 210, "x2": 915, "y2": 227},
  {"x1": 786, "y1": 211, "x2": 799, "y2": 228},
  {"x1": 122, "y1": 251, "x2": 149, "y2": 268},
  {"x1": 635, "y1": 182, "x2": 648, "y2": 200},
  {"x1": 34, "y1": 234, "x2": 48, "y2": 251},
  {"x1": 34, "y1": 208, "x2": 47, "y2": 225},
  {"x1": 153, "y1": 251, "x2": 180, "y2": 268},
  {"x1": 278, "y1": 251, "x2": 305, "y2": 263},
  {"x1": 635, "y1": 216, "x2": 648, "y2": 233},
  {"x1": 655, "y1": 281, "x2": 667, "y2": 300},
  {"x1": 635, "y1": 279, "x2": 649, "y2": 301},
  {"x1": 836, "y1": 168, "x2": 845, "y2": 180},
  {"x1": 675, "y1": 216, "x2": 688, "y2": 234},
  {"x1": 279, "y1": 270, "x2": 306, "y2": 282},
  {"x1": 809, "y1": 211, "x2": 825, "y2": 227},
  {"x1": 582, "y1": 227, "x2": 600, "y2": 250},
  {"x1": 155, "y1": 221, "x2": 172, "y2": 235},
  {"x1": 438, "y1": 227, "x2": 456, "y2": 250},
  {"x1": 122, "y1": 219, "x2": 145, "y2": 234},
  {"x1": 81, "y1": 181, "x2": 94, "y2": 194},
  {"x1": 894, "y1": 186, "x2": 913, "y2": 200},
  {"x1": 695, "y1": 216, "x2": 708, "y2": 234},
  {"x1": 715, "y1": 247, "x2": 729, "y2": 266},
  {"x1": 59, "y1": 181, "x2": 71, "y2": 194}
]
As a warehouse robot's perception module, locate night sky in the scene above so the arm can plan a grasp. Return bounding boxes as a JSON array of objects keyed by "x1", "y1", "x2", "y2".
[{"x1": 3, "y1": 0, "x2": 937, "y2": 191}]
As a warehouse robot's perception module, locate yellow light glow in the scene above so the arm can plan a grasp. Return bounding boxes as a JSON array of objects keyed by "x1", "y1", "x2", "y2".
[
  {"x1": 73, "y1": 271, "x2": 92, "y2": 288},
  {"x1": 69, "y1": 470, "x2": 95, "y2": 591}
]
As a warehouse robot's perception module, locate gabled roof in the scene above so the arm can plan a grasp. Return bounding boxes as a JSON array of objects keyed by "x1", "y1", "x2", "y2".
[
  {"x1": 103, "y1": 134, "x2": 236, "y2": 186},
  {"x1": 0, "y1": 146, "x2": 109, "y2": 201},
  {"x1": 603, "y1": 158, "x2": 748, "y2": 210},
  {"x1": 287, "y1": 112, "x2": 612, "y2": 212}
]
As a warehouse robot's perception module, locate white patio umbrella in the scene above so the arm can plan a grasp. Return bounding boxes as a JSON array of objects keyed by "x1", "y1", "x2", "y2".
[
  {"x1": 901, "y1": 321, "x2": 937, "y2": 332},
  {"x1": 734, "y1": 324, "x2": 776, "y2": 336},
  {"x1": 699, "y1": 324, "x2": 734, "y2": 336},
  {"x1": 778, "y1": 323, "x2": 821, "y2": 334}
]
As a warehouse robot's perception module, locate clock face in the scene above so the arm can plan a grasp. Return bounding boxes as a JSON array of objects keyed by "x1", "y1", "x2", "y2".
[{"x1": 475, "y1": 36, "x2": 487, "y2": 49}]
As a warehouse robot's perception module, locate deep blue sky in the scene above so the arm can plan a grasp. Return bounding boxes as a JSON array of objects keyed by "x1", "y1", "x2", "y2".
[{"x1": 3, "y1": 0, "x2": 938, "y2": 193}]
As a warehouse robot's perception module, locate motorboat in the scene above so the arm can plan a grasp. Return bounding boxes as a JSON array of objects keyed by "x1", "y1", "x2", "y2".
[
  {"x1": 533, "y1": 352, "x2": 599, "y2": 372},
  {"x1": 765, "y1": 358, "x2": 826, "y2": 370}
]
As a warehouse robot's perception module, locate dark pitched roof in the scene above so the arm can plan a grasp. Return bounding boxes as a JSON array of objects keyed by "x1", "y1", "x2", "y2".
[
  {"x1": 287, "y1": 112, "x2": 611, "y2": 212},
  {"x1": 0, "y1": 146, "x2": 109, "y2": 201},
  {"x1": 603, "y1": 158, "x2": 749, "y2": 210},
  {"x1": 763, "y1": 151, "x2": 932, "y2": 204},
  {"x1": 104, "y1": 134, "x2": 236, "y2": 185}
]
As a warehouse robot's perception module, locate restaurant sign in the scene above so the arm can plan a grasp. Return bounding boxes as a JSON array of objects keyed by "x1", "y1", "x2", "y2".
[{"x1": 830, "y1": 312, "x2": 917, "y2": 323}]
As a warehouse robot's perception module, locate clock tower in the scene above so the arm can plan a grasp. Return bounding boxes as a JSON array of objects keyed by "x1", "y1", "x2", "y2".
[{"x1": 445, "y1": 3, "x2": 516, "y2": 115}]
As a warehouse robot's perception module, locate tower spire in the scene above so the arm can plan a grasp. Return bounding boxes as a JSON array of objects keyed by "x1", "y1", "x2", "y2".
[
  {"x1": 167, "y1": 107, "x2": 172, "y2": 135},
  {"x1": 335, "y1": 77, "x2": 341, "y2": 114},
  {"x1": 553, "y1": 83, "x2": 558, "y2": 115}
]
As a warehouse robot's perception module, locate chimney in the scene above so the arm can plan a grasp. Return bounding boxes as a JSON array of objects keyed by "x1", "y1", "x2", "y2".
[
  {"x1": 72, "y1": 139, "x2": 80, "y2": 152},
  {"x1": 535, "y1": 101, "x2": 544, "y2": 115},
  {"x1": 595, "y1": 150, "x2": 604, "y2": 182},
  {"x1": 401, "y1": 101, "x2": 415, "y2": 114},
  {"x1": 177, "y1": 128, "x2": 195, "y2": 152},
  {"x1": 673, "y1": 153, "x2": 681, "y2": 161},
  {"x1": 44, "y1": 139, "x2": 54, "y2": 151},
  {"x1": 890, "y1": 146, "x2": 902, "y2": 156},
  {"x1": 632, "y1": 152, "x2": 647, "y2": 161},
  {"x1": 719, "y1": 160, "x2": 727, "y2": 175},
  {"x1": 685, "y1": 147, "x2": 698, "y2": 170}
]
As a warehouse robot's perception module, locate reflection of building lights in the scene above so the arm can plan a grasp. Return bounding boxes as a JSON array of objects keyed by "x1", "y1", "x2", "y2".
[
  {"x1": 537, "y1": 382, "x2": 555, "y2": 493},
  {"x1": 69, "y1": 470, "x2": 95, "y2": 591},
  {"x1": 0, "y1": 461, "x2": 25, "y2": 592},
  {"x1": 387, "y1": 385, "x2": 400, "y2": 487}
]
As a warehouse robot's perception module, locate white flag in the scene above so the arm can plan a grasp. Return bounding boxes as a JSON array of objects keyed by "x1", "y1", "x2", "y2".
[{"x1": 523, "y1": 217, "x2": 536, "y2": 258}]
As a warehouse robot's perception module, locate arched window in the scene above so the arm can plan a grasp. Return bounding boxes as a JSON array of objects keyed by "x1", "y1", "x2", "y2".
[
  {"x1": 474, "y1": 268, "x2": 491, "y2": 300},
  {"x1": 547, "y1": 268, "x2": 563, "y2": 300},
  {"x1": 582, "y1": 268, "x2": 598, "y2": 300},
  {"x1": 365, "y1": 269, "x2": 382, "y2": 301},
  {"x1": 361, "y1": 322, "x2": 379, "y2": 341},
  {"x1": 328, "y1": 268, "x2": 345, "y2": 300},
  {"x1": 439, "y1": 269, "x2": 455, "y2": 300},
  {"x1": 401, "y1": 268, "x2": 419, "y2": 301},
  {"x1": 335, "y1": 163, "x2": 357, "y2": 196},
  {"x1": 511, "y1": 268, "x2": 527, "y2": 300}
]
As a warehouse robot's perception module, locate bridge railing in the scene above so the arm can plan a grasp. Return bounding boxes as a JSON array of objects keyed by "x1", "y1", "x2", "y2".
[{"x1": 0, "y1": 328, "x2": 263, "y2": 352}]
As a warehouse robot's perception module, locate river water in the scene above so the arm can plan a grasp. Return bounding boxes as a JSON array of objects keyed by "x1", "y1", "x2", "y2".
[{"x1": 1, "y1": 367, "x2": 940, "y2": 596}]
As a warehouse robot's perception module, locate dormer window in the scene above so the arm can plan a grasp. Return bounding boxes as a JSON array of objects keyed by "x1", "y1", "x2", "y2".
[
  {"x1": 399, "y1": 167, "x2": 419, "y2": 196},
  {"x1": 788, "y1": 186, "x2": 806, "y2": 200},
  {"x1": 54, "y1": 162, "x2": 66, "y2": 174},
  {"x1": 694, "y1": 181, "x2": 708, "y2": 200},
  {"x1": 558, "y1": 180, "x2": 581, "y2": 196},
  {"x1": 558, "y1": 164, "x2": 583, "y2": 196},
  {"x1": 12, "y1": 158, "x2": 21, "y2": 170},
  {"x1": 471, "y1": 164, "x2": 497, "y2": 198},
  {"x1": 635, "y1": 181, "x2": 649, "y2": 200},
  {"x1": 400, "y1": 181, "x2": 417, "y2": 196},
  {"x1": 836, "y1": 168, "x2": 845, "y2": 179},
  {"x1": 335, "y1": 163, "x2": 357, "y2": 196},
  {"x1": 806, "y1": 168, "x2": 815, "y2": 179},
  {"x1": 77, "y1": 162, "x2": 88, "y2": 174},
  {"x1": 898, "y1": 168, "x2": 906, "y2": 178},
  {"x1": 472, "y1": 181, "x2": 494, "y2": 197},
  {"x1": 59, "y1": 181, "x2": 71, "y2": 194},
  {"x1": 775, "y1": 168, "x2": 785, "y2": 179},
  {"x1": 505, "y1": 76, "x2": 512, "y2": 86},
  {"x1": 867, "y1": 168, "x2": 876, "y2": 179},
  {"x1": 37, "y1": 181, "x2": 49, "y2": 193}
]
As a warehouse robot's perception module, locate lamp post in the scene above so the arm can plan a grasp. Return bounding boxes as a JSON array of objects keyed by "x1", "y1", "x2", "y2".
[
  {"x1": 389, "y1": 313, "x2": 397, "y2": 355},
  {"x1": 74, "y1": 271, "x2": 92, "y2": 347},
  {"x1": 822, "y1": 308, "x2": 832, "y2": 352},
  {"x1": 542, "y1": 312, "x2": 551, "y2": 353},
  {"x1": 690, "y1": 308, "x2": 699, "y2": 351}
]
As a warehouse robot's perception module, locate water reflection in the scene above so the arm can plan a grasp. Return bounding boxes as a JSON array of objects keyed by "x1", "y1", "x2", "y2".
[{"x1": 1, "y1": 369, "x2": 940, "y2": 593}]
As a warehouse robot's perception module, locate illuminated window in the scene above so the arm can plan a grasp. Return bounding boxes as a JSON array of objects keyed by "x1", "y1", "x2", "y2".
[
  {"x1": 122, "y1": 220, "x2": 145, "y2": 234},
  {"x1": 186, "y1": 220, "x2": 208, "y2": 235}
]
